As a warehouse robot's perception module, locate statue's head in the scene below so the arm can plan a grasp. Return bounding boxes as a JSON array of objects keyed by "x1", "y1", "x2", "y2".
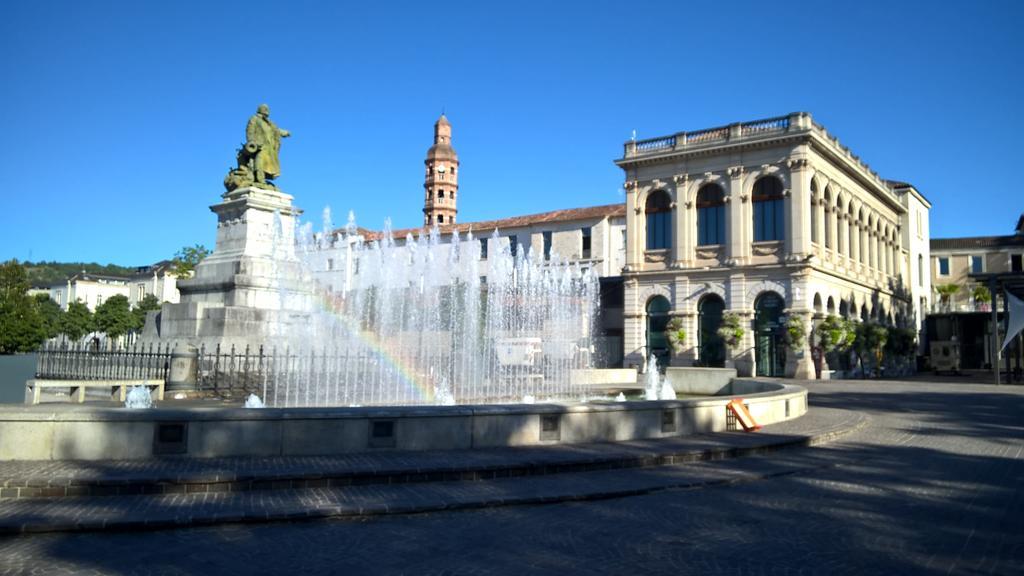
[{"x1": 257, "y1": 103, "x2": 270, "y2": 117}]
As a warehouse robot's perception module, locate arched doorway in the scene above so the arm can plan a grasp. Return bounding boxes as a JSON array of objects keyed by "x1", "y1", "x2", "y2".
[
  {"x1": 754, "y1": 291, "x2": 785, "y2": 377},
  {"x1": 646, "y1": 296, "x2": 671, "y2": 368},
  {"x1": 697, "y1": 294, "x2": 725, "y2": 367}
]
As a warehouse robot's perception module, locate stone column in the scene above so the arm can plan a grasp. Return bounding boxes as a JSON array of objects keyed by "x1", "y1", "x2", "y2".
[
  {"x1": 815, "y1": 197, "x2": 826, "y2": 255},
  {"x1": 824, "y1": 206, "x2": 834, "y2": 255},
  {"x1": 672, "y1": 174, "x2": 690, "y2": 267},
  {"x1": 849, "y1": 219, "x2": 859, "y2": 267},
  {"x1": 667, "y1": 176, "x2": 684, "y2": 266},
  {"x1": 166, "y1": 345, "x2": 198, "y2": 394},
  {"x1": 862, "y1": 226, "x2": 870, "y2": 270},
  {"x1": 786, "y1": 159, "x2": 812, "y2": 260},
  {"x1": 784, "y1": 275, "x2": 816, "y2": 379},
  {"x1": 726, "y1": 167, "x2": 746, "y2": 265},
  {"x1": 838, "y1": 212, "x2": 847, "y2": 262},
  {"x1": 622, "y1": 277, "x2": 644, "y2": 368},
  {"x1": 623, "y1": 180, "x2": 640, "y2": 272}
]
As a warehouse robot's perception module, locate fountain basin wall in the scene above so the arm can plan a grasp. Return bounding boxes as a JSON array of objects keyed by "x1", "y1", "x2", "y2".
[
  {"x1": 0, "y1": 380, "x2": 806, "y2": 461},
  {"x1": 664, "y1": 367, "x2": 738, "y2": 395}
]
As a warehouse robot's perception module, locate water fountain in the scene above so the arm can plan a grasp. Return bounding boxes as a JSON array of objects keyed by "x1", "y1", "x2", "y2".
[
  {"x1": 124, "y1": 385, "x2": 153, "y2": 409},
  {"x1": 642, "y1": 354, "x2": 678, "y2": 401},
  {"x1": 245, "y1": 207, "x2": 600, "y2": 408}
]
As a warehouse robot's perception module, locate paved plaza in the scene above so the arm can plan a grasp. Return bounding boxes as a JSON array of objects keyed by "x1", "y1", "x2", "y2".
[{"x1": 0, "y1": 379, "x2": 1022, "y2": 575}]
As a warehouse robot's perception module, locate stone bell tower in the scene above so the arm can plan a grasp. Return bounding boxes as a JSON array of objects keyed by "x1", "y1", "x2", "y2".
[{"x1": 423, "y1": 114, "x2": 459, "y2": 227}]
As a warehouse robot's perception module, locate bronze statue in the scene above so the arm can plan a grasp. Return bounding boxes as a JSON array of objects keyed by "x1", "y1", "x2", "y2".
[{"x1": 224, "y1": 104, "x2": 291, "y2": 192}]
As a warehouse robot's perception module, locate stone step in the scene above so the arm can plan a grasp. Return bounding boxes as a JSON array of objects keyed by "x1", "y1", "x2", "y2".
[
  {"x1": 0, "y1": 442, "x2": 862, "y2": 534},
  {"x1": 0, "y1": 407, "x2": 866, "y2": 501}
]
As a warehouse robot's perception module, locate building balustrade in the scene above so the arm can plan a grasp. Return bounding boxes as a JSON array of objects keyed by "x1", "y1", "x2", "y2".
[
  {"x1": 623, "y1": 113, "x2": 893, "y2": 195},
  {"x1": 740, "y1": 116, "x2": 790, "y2": 135},
  {"x1": 633, "y1": 136, "x2": 676, "y2": 153},
  {"x1": 685, "y1": 127, "x2": 730, "y2": 144}
]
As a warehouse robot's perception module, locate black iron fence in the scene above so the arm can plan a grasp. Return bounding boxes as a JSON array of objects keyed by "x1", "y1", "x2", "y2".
[
  {"x1": 196, "y1": 343, "x2": 268, "y2": 399},
  {"x1": 35, "y1": 341, "x2": 172, "y2": 382}
]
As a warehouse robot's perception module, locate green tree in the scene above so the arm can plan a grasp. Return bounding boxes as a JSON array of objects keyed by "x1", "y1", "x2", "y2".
[
  {"x1": 60, "y1": 300, "x2": 94, "y2": 341},
  {"x1": 0, "y1": 260, "x2": 46, "y2": 353},
  {"x1": 171, "y1": 244, "x2": 210, "y2": 277},
  {"x1": 884, "y1": 327, "x2": 917, "y2": 360},
  {"x1": 853, "y1": 322, "x2": 889, "y2": 378},
  {"x1": 814, "y1": 315, "x2": 856, "y2": 353},
  {"x1": 94, "y1": 294, "x2": 134, "y2": 339},
  {"x1": 33, "y1": 293, "x2": 63, "y2": 340},
  {"x1": 131, "y1": 293, "x2": 162, "y2": 333}
]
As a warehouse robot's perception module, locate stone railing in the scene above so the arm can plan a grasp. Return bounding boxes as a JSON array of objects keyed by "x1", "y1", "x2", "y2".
[
  {"x1": 624, "y1": 114, "x2": 794, "y2": 158},
  {"x1": 686, "y1": 127, "x2": 730, "y2": 144},
  {"x1": 740, "y1": 116, "x2": 790, "y2": 135},
  {"x1": 634, "y1": 135, "x2": 676, "y2": 153},
  {"x1": 622, "y1": 113, "x2": 895, "y2": 202}
]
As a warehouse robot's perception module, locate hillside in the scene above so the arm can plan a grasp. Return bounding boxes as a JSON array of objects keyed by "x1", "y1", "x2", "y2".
[{"x1": 21, "y1": 261, "x2": 140, "y2": 287}]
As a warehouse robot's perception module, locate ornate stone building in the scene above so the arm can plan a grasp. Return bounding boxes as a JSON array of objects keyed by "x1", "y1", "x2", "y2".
[
  {"x1": 423, "y1": 114, "x2": 459, "y2": 227},
  {"x1": 615, "y1": 112, "x2": 930, "y2": 376}
]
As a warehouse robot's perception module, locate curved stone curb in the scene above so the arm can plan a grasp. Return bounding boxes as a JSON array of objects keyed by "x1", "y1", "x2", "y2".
[
  {"x1": 0, "y1": 409, "x2": 869, "y2": 534},
  {"x1": 0, "y1": 408, "x2": 864, "y2": 501}
]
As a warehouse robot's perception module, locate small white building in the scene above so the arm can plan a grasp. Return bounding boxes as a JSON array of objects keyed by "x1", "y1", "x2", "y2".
[
  {"x1": 126, "y1": 261, "x2": 180, "y2": 307},
  {"x1": 48, "y1": 272, "x2": 131, "y2": 311},
  {"x1": 46, "y1": 261, "x2": 180, "y2": 311}
]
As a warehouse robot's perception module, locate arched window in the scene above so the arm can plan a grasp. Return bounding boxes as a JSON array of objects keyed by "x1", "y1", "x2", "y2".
[
  {"x1": 810, "y1": 180, "x2": 819, "y2": 244},
  {"x1": 824, "y1": 187, "x2": 833, "y2": 250},
  {"x1": 752, "y1": 177, "x2": 784, "y2": 242},
  {"x1": 645, "y1": 190, "x2": 672, "y2": 250},
  {"x1": 696, "y1": 184, "x2": 726, "y2": 246},
  {"x1": 827, "y1": 296, "x2": 836, "y2": 315}
]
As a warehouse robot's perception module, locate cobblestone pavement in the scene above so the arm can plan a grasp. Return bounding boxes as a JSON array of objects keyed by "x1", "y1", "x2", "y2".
[{"x1": 0, "y1": 379, "x2": 1022, "y2": 575}]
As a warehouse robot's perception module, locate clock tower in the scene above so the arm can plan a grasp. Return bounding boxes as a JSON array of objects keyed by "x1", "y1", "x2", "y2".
[{"x1": 423, "y1": 114, "x2": 459, "y2": 227}]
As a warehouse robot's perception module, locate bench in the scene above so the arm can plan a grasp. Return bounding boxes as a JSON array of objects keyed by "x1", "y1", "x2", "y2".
[{"x1": 26, "y1": 379, "x2": 166, "y2": 405}]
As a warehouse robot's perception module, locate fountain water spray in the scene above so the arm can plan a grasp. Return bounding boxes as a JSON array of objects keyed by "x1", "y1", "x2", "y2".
[
  {"x1": 642, "y1": 354, "x2": 677, "y2": 400},
  {"x1": 254, "y1": 214, "x2": 600, "y2": 408},
  {"x1": 125, "y1": 385, "x2": 153, "y2": 409}
]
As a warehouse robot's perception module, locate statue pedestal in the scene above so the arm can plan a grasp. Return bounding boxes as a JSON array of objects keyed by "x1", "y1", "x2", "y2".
[{"x1": 146, "y1": 187, "x2": 315, "y2": 349}]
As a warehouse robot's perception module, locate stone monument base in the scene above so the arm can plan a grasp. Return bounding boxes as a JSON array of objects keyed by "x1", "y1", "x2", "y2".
[{"x1": 143, "y1": 186, "x2": 314, "y2": 351}]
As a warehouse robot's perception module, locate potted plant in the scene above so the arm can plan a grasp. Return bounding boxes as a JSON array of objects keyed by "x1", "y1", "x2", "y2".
[
  {"x1": 666, "y1": 317, "x2": 687, "y2": 361},
  {"x1": 783, "y1": 315, "x2": 814, "y2": 378},
  {"x1": 717, "y1": 312, "x2": 750, "y2": 376},
  {"x1": 813, "y1": 315, "x2": 856, "y2": 379}
]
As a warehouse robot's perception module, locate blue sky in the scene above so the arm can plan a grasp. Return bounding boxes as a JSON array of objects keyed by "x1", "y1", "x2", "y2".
[{"x1": 2, "y1": 0, "x2": 1021, "y2": 265}]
